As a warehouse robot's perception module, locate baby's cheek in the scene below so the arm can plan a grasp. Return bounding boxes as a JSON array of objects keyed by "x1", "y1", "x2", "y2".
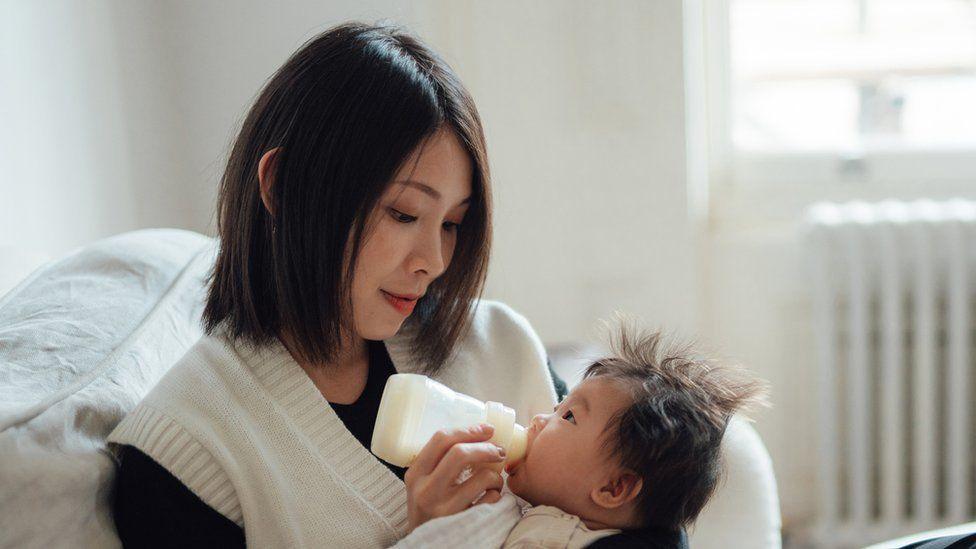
[{"x1": 504, "y1": 472, "x2": 523, "y2": 497}]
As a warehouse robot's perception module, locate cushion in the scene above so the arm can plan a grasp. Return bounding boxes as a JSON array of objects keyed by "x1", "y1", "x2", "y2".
[
  {"x1": 0, "y1": 229, "x2": 217, "y2": 548},
  {"x1": 690, "y1": 417, "x2": 782, "y2": 549}
]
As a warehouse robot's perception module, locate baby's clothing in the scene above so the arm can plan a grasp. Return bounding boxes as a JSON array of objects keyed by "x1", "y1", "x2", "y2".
[
  {"x1": 503, "y1": 503, "x2": 621, "y2": 548},
  {"x1": 391, "y1": 492, "x2": 621, "y2": 549}
]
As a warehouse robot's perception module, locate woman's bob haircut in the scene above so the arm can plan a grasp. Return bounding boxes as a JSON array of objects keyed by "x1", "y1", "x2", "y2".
[{"x1": 202, "y1": 21, "x2": 492, "y2": 374}]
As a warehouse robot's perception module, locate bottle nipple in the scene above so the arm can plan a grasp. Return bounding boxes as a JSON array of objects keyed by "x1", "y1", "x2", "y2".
[{"x1": 506, "y1": 423, "x2": 528, "y2": 463}]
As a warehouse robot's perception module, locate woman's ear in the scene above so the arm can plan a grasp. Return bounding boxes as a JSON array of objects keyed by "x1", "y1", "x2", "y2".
[
  {"x1": 590, "y1": 470, "x2": 642, "y2": 510},
  {"x1": 258, "y1": 147, "x2": 282, "y2": 218}
]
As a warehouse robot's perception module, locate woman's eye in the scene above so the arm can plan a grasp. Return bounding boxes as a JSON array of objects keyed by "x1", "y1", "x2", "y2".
[
  {"x1": 562, "y1": 410, "x2": 576, "y2": 425},
  {"x1": 389, "y1": 208, "x2": 416, "y2": 223}
]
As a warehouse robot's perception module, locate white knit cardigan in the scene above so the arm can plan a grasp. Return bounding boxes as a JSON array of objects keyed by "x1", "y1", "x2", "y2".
[{"x1": 107, "y1": 300, "x2": 558, "y2": 548}]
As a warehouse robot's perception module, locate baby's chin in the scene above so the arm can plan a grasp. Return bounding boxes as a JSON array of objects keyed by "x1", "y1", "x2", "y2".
[
  {"x1": 505, "y1": 466, "x2": 582, "y2": 515},
  {"x1": 505, "y1": 459, "x2": 550, "y2": 503},
  {"x1": 503, "y1": 463, "x2": 532, "y2": 501}
]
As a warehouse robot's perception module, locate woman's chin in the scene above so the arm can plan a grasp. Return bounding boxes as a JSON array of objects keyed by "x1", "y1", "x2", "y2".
[{"x1": 358, "y1": 320, "x2": 404, "y2": 341}]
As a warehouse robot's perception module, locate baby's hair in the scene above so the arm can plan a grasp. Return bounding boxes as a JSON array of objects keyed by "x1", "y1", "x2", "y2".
[{"x1": 582, "y1": 314, "x2": 768, "y2": 531}]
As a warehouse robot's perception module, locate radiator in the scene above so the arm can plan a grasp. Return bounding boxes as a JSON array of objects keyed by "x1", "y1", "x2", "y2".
[{"x1": 804, "y1": 200, "x2": 976, "y2": 548}]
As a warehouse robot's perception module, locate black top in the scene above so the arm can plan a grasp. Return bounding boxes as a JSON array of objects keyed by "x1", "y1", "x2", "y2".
[
  {"x1": 320, "y1": 339, "x2": 408, "y2": 480},
  {"x1": 588, "y1": 527, "x2": 688, "y2": 549},
  {"x1": 111, "y1": 349, "x2": 679, "y2": 548}
]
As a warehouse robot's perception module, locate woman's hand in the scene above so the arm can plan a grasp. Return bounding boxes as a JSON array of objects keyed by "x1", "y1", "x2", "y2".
[{"x1": 403, "y1": 423, "x2": 506, "y2": 534}]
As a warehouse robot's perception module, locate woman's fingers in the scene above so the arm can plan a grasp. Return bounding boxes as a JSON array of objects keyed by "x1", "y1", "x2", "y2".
[
  {"x1": 474, "y1": 488, "x2": 502, "y2": 506},
  {"x1": 450, "y1": 467, "x2": 504, "y2": 510},
  {"x1": 431, "y1": 440, "x2": 506, "y2": 488},
  {"x1": 409, "y1": 424, "x2": 495, "y2": 477},
  {"x1": 403, "y1": 423, "x2": 507, "y2": 533}
]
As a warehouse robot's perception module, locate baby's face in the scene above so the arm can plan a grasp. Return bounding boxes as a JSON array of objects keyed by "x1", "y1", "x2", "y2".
[{"x1": 505, "y1": 376, "x2": 632, "y2": 513}]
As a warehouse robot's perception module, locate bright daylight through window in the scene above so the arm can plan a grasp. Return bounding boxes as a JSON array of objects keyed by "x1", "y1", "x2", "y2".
[{"x1": 730, "y1": 0, "x2": 976, "y2": 153}]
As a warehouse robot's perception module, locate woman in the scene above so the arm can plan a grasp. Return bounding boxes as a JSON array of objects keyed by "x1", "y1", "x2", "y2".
[{"x1": 107, "y1": 21, "x2": 569, "y2": 547}]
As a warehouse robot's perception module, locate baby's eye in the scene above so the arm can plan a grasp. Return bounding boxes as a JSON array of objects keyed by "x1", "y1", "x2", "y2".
[{"x1": 562, "y1": 410, "x2": 576, "y2": 425}]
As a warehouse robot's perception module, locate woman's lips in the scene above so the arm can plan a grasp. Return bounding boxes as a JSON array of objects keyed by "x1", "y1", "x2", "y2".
[{"x1": 381, "y1": 290, "x2": 417, "y2": 315}]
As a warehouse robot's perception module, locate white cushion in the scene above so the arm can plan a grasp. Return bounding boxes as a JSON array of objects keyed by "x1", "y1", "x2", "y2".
[
  {"x1": 690, "y1": 417, "x2": 783, "y2": 549},
  {"x1": 0, "y1": 229, "x2": 216, "y2": 548}
]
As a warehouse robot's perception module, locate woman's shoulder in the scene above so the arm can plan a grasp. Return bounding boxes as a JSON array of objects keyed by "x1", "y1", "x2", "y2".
[
  {"x1": 437, "y1": 299, "x2": 556, "y2": 421},
  {"x1": 456, "y1": 299, "x2": 550, "y2": 374},
  {"x1": 466, "y1": 299, "x2": 544, "y2": 349},
  {"x1": 147, "y1": 325, "x2": 252, "y2": 389},
  {"x1": 397, "y1": 299, "x2": 545, "y2": 371}
]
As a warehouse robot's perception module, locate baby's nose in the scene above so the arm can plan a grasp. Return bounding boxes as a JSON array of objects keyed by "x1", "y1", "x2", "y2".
[{"x1": 530, "y1": 413, "x2": 549, "y2": 431}]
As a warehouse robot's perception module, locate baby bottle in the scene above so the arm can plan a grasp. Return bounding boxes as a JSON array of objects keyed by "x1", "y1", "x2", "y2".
[{"x1": 370, "y1": 373, "x2": 528, "y2": 470}]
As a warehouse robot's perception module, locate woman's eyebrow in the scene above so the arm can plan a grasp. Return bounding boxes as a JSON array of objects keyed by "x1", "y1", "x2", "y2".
[{"x1": 396, "y1": 180, "x2": 471, "y2": 206}]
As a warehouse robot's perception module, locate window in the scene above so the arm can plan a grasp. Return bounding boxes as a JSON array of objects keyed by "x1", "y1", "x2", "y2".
[
  {"x1": 733, "y1": 0, "x2": 976, "y2": 152},
  {"x1": 707, "y1": 0, "x2": 976, "y2": 188}
]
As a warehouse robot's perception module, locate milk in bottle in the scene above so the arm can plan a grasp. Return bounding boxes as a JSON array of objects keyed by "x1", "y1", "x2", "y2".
[{"x1": 370, "y1": 373, "x2": 528, "y2": 469}]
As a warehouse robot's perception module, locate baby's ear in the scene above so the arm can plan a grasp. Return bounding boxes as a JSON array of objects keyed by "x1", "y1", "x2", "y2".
[{"x1": 590, "y1": 469, "x2": 642, "y2": 510}]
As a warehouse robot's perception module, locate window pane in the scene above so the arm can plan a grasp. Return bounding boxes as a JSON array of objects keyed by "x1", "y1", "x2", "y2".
[{"x1": 730, "y1": 0, "x2": 976, "y2": 152}]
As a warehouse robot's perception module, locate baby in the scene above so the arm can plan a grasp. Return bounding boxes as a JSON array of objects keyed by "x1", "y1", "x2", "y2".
[{"x1": 497, "y1": 318, "x2": 768, "y2": 548}]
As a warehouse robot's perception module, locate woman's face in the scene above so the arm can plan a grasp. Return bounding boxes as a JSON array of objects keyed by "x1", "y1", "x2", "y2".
[{"x1": 351, "y1": 129, "x2": 473, "y2": 341}]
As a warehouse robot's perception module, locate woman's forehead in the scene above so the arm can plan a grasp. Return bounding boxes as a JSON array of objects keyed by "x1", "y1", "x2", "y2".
[{"x1": 395, "y1": 132, "x2": 472, "y2": 194}]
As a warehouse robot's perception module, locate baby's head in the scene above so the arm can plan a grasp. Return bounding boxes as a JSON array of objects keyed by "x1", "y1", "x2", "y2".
[{"x1": 505, "y1": 318, "x2": 767, "y2": 532}]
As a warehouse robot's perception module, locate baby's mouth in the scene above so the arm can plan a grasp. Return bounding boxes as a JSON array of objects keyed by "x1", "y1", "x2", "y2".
[
  {"x1": 506, "y1": 425, "x2": 535, "y2": 474},
  {"x1": 504, "y1": 457, "x2": 524, "y2": 474}
]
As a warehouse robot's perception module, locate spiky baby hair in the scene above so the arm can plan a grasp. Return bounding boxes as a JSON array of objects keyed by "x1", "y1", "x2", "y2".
[{"x1": 582, "y1": 314, "x2": 769, "y2": 530}]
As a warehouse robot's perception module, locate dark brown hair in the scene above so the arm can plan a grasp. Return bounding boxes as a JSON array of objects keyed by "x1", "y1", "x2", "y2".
[
  {"x1": 582, "y1": 316, "x2": 768, "y2": 531},
  {"x1": 203, "y1": 21, "x2": 492, "y2": 373}
]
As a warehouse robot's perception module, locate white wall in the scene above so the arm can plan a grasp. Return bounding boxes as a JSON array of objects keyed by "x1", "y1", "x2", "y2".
[
  {"x1": 1, "y1": 1, "x2": 140, "y2": 256},
  {"x1": 415, "y1": 1, "x2": 700, "y2": 343}
]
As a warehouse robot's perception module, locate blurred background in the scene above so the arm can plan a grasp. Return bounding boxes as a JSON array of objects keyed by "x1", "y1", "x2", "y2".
[{"x1": 3, "y1": 1, "x2": 976, "y2": 547}]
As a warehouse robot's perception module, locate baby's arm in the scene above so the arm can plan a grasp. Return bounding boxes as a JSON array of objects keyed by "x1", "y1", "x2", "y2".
[{"x1": 389, "y1": 491, "x2": 523, "y2": 549}]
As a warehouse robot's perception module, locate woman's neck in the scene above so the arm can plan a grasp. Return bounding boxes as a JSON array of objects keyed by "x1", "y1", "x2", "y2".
[
  {"x1": 278, "y1": 328, "x2": 371, "y2": 405},
  {"x1": 277, "y1": 328, "x2": 368, "y2": 372}
]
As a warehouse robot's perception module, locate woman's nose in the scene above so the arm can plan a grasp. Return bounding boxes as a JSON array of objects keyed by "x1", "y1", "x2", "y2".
[{"x1": 409, "y1": 230, "x2": 447, "y2": 278}]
